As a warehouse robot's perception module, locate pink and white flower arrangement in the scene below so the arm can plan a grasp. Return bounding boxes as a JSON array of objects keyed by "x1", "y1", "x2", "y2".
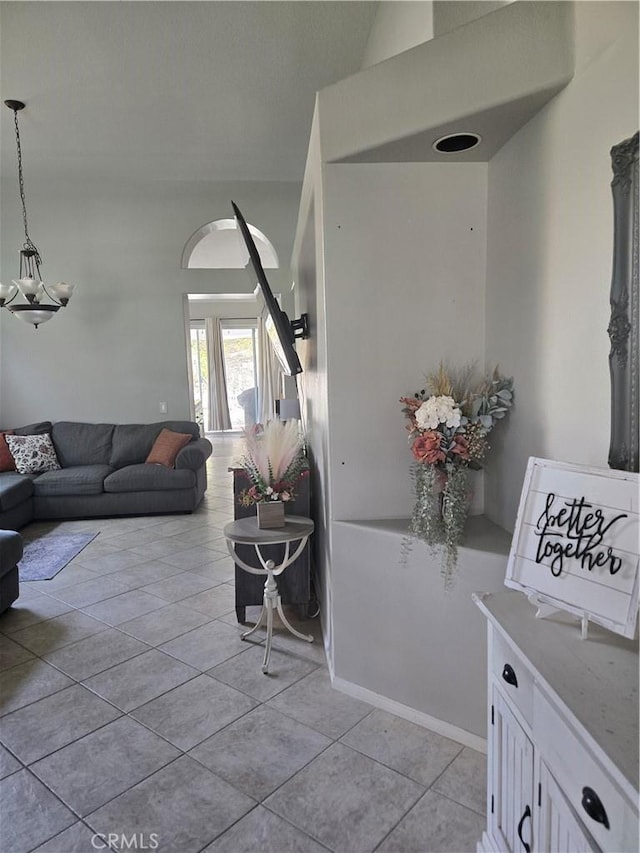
[
  {"x1": 238, "y1": 419, "x2": 307, "y2": 507},
  {"x1": 400, "y1": 364, "x2": 514, "y2": 585}
]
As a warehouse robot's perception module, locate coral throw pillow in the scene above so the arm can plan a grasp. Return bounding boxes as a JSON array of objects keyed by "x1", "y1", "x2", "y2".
[
  {"x1": 5, "y1": 433, "x2": 61, "y2": 474},
  {"x1": 146, "y1": 428, "x2": 192, "y2": 468},
  {"x1": 0, "y1": 431, "x2": 16, "y2": 472}
]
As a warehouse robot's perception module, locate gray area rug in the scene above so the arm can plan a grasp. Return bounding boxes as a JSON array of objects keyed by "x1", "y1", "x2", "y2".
[{"x1": 19, "y1": 532, "x2": 99, "y2": 581}]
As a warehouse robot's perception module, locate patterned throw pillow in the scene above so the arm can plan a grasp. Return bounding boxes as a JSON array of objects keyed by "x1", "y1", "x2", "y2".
[
  {"x1": 145, "y1": 428, "x2": 192, "y2": 468},
  {"x1": 0, "y1": 431, "x2": 16, "y2": 472},
  {"x1": 5, "y1": 433, "x2": 61, "y2": 474}
]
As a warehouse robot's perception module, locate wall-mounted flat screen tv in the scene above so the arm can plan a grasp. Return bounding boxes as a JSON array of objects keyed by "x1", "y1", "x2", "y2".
[{"x1": 232, "y1": 201, "x2": 308, "y2": 376}]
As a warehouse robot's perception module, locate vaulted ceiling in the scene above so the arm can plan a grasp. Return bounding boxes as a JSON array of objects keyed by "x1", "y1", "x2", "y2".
[{"x1": 0, "y1": 1, "x2": 378, "y2": 184}]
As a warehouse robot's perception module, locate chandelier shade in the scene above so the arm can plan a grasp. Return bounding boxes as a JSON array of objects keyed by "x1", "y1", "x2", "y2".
[
  {"x1": 1, "y1": 100, "x2": 75, "y2": 328},
  {"x1": 8, "y1": 305, "x2": 59, "y2": 327}
]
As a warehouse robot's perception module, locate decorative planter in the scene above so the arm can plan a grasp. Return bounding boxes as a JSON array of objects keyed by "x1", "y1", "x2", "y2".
[{"x1": 256, "y1": 500, "x2": 285, "y2": 529}]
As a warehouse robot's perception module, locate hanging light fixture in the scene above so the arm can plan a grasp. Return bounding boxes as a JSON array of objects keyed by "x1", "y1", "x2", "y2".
[{"x1": 0, "y1": 100, "x2": 74, "y2": 328}]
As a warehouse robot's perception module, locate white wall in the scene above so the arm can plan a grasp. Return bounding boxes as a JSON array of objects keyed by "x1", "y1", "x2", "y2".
[
  {"x1": 323, "y1": 162, "x2": 487, "y2": 520},
  {"x1": 313, "y1": 162, "x2": 489, "y2": 739},
  {"x1": 293, "y1": 155, "x2": 488, "y2": 686},
  {"x1": 317, "y1": 1, "x2": 573, "y2": 166},
  {"x1": 332, "y1": 518, "x2": 510, "y2": 740},
  {"x1": 484, "y1": 0, "x2": 639, "y2": 531},
  {"x1": 293, "y1": 110, "x2": 337, "y2": 668},
  {"x1": 0, "y1": 177, "x2": 300, "y2": 426},
  {"x1": 433, "y1": 0, "x2": 511, "y2": 38},
  {"x1": 361, "y1": 1, "x2": 433, "y2": 68},
  {"x1": 188, "y1": 299, "x2": 261, "y2": 321}
]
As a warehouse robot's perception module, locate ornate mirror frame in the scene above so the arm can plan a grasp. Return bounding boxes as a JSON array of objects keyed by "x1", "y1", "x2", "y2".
[{"x1": 608, "y1": 131, "x2": 639, "y2": 473}]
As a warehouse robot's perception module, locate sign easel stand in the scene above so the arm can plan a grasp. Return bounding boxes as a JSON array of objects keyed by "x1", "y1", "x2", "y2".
[{"x1": 527, "y1": 593, "x2": 590, "y2": 639}]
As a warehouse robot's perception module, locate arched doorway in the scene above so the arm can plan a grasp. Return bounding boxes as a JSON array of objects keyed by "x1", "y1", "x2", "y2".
[
  {"x1": 183, "y1": 219, "x2": 283, "y2": 432},
  {"x1": 182, "y1": 218, "x2": 279, "y2": 269}
]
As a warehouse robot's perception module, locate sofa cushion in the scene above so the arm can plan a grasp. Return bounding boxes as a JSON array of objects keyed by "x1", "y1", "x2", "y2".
[
  {"x1": 104, "y1": 464, "x2": 195, "y2": 493},
  {"x1": 175, "y1": 437, "x2": 213, "y2": 471},
  {"x1": 0, "y1": 473, "x2": 34, "y2": 512},
  {"x1": 33, "y1": 465, "x2": 114, "y2": 498},
  {"x1": 5, "y1": 434, "x2": 61, "y2": 474},
  {"x1": 109, "y1": 421, "x2": 200, "y2": 469},
  {"x1": 146, "y1": 429, "x2": 192, "y2": 468},
  {"x1": 0, "y1": 423, "x2": 51, "y2": 472},
  {"x1": 13, "y1": 422, "x2": 53, "y2": 436},
  {"x1": 0, "y1": 530, "x2": 23, "y2": 573},
  {"x1": 52, "y1": 422, "x2": 115, "y2": 467},
  {"x1": 0, "y1": 530, "x2": 23, "y2": 580}
]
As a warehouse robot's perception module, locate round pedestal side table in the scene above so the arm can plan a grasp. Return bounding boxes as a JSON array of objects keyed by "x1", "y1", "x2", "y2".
[{"x1": 223, "y1": 515, "x2": 315, "y2": 674}]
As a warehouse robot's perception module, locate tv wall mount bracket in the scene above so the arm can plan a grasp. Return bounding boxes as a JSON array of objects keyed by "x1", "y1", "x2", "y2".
[{"x1": 290, "y1": 313, "x2": 309, "y2": 340}]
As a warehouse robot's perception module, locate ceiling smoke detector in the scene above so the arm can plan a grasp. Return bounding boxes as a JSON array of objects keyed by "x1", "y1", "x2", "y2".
[{"x1": 433, "y1": 132, "x2": 482, "y2": 154}]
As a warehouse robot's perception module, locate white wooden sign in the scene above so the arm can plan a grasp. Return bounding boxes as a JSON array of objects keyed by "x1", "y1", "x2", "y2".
[{"x1": 505, "y1": 458, "x2": 639, "y2": 639}]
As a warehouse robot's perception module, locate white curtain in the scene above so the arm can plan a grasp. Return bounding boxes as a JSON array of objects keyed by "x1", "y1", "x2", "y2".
[
  {"x1": 184, "y1": 298, "x2": 196, "y2": 425},
  {"x1": 205, "y1": 318, "x2": 232, "y2": 431},
  {"x1": 257, "y1": 316, "x2": 283, "y2": 424}
]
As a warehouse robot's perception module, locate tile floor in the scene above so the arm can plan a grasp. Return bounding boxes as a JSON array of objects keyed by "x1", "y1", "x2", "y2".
[{"x1": 0, "y1": 434, "x2": 486, "y2": 853}]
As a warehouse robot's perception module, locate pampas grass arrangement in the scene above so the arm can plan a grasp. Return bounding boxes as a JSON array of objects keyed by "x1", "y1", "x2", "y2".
[{"x1": 238, "y1": 420, "x2": 307, "y2": 505}]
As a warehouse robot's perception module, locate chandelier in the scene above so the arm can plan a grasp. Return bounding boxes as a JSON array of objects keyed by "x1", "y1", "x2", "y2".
[{"x1": 0, "y1": 100, "x2": 74, "y2": 328}]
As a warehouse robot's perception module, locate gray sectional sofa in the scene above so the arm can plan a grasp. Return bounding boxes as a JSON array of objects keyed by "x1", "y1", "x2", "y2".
[
  {"x1": 0, "y1": 530, "x2": 22, "y2": 613},
  {"x1": 0, "y1": 420, "x2": 213, "y2": 531}
]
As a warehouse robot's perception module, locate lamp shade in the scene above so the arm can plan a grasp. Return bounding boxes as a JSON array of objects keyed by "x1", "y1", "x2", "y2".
[
  {"x1": 48, "y1": 282, "x2": 75, "y2": 304},
  {"x1": 9, "y1": 304, "x2": 59, "y2": 328},
  {"x1": 13, "y1": 277, "x2": 42, "y2": 301},
  {"x1": 0, "y1": 283, "x2": 18, "y2": 306}
]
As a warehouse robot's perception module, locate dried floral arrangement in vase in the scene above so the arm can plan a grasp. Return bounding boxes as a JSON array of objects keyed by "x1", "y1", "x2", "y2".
[
  {"x1": 237, "y1": 420, "x2": 308, "y2": 528},
  {"x1": 400, "y1": 364, "x2": 514, "y2": 586}
]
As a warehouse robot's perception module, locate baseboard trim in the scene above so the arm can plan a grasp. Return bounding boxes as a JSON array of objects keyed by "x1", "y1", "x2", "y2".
[
  {"x1": 325, "y1": 651, "x2": 336, "y2": 682},
  {"x1": 477, "y1": 830, "x2": 493, "y2": 851},
  {"x1": 331, "y1": 674, "x2": 487, "y2": 754}
]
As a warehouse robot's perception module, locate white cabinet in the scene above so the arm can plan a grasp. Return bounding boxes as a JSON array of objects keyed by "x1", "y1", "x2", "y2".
[
  {"x1": 536, "y1": 761, "x2": 596, "y2": 853},
  {"x1": 476, "y1": 591, "x2": 638, "y2": 853},
  {"x1": 490, "y1": 687, "x2": 534, "y2": 852}
]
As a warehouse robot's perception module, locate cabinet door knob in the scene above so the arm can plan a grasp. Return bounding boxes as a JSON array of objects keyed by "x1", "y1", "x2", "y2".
[
  {"x1": 581, "y1": 786, "x2": 610, "y2": 829},
  {"x1": 502, "y1": 663, "x2": 518, "y2": 688},
  {"x1": 516, "y1": 804, "x2": 531, "y2": 853}
]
